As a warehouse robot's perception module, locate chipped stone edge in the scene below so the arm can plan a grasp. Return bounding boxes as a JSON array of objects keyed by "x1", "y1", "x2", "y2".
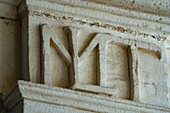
[
  {"x1": 3, "y1": 80, "x2": 170, "y2": 113},
  {"x1": 19, "y1": 0, "x2": 170, "y2": 41}
]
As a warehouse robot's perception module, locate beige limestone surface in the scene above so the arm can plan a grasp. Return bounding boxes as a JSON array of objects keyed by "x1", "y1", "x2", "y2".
[
  {"x1": 17, "y1": 0, "x2": 170, "y2": 108},
  {"x1": 1, "y1": 0, "x2": 170, "y2": 112},
  {"x1": 3, "y1": 80, "x2": 170, "y2": 113}
]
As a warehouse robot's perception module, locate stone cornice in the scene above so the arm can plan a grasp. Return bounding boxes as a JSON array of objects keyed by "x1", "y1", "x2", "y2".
[
  {"x1": 89, "y1": 0, "x2": 170, "y2": 17},
  {"x1": 34, "y1": 0, "x2": 170, "y2": 25},
  {"x1": 19, "y1": 0, "x2": 170, "y2": 41},
  {"x1": 3, "y1": 80, "x2": 170, "y2": 112}
]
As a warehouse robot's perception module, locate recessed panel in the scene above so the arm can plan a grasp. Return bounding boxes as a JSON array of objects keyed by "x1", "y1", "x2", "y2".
[
  {"x1": 138, "y1": 49, "x2": 167, "y2": 106},
  {"x1": 50, "y1": 40, "x2": 70, "y2": 88},
  {"x1": 106, "y1": 43, "x2": 130, "y2": 99},
  {"x1": 79, "y1": 46, "x2": 98, "y2": 85}
]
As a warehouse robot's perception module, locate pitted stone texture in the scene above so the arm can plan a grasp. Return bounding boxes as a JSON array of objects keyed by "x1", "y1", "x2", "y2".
[
  {"x1": 95, "y1": 0, "x2": 170, "y2": 17},
  {"x1": 165, "y1": 36, "x2": 170, "y2": 99},
  {"x1": 24, "y1": 99, "x2": 93, "y2": 113}
]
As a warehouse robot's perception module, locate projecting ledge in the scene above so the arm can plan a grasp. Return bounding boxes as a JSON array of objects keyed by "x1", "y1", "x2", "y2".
[{"x1": 2, "y1": 80, "x2": 170, "y2": 113}]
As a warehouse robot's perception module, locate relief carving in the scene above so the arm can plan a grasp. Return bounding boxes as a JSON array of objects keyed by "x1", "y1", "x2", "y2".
[
  {"x1": 138, "y1": 48, "x2": 163, "y2": 104},
  {"x1": 40, "y1": 24, "x2": 164, "y2": 102}
]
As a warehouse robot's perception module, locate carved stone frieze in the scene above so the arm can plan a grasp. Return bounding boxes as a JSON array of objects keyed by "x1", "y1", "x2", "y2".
[
  {"x1": 2, "y1": 0, "x2": 170, "y2": 112},
  {"x1": 40, "y1": 24, "x2": 168, "y2": 107}
]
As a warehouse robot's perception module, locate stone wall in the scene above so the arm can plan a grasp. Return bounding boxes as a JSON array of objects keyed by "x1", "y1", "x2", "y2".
[
  {"x1": 0, "y1": 0, "x2": 20, "y2": 98},
  {"x1": 0, "y1": 0, "x2": 170, "y2": 112},
  {"x1": 0, "y1": 1, "x2": 20, "y2": 112}
]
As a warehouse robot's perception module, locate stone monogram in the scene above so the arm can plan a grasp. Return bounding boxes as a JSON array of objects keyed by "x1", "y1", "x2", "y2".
[{"x1": 40, "y1": 24, "x2": 167, "y2": 106}]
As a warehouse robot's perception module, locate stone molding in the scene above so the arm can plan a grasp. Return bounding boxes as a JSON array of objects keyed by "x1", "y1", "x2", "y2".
[
  {"x1": 88, "y1": 0, "x2": 170, "y2": 17},
  {"x1": 3, "y1": 80, "x2": 170, "y2": 113},
  {"x1": 19, "y1": 0, "x2": 170, "y2": 41}
]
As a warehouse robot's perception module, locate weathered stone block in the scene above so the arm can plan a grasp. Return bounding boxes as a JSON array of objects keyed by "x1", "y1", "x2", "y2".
[
  {"x1": 2, "y1": 0, "x2": 169, "y2": 112},
  {"x1": 3, "y1": 81, "x2": 170, "y2": 113}
]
